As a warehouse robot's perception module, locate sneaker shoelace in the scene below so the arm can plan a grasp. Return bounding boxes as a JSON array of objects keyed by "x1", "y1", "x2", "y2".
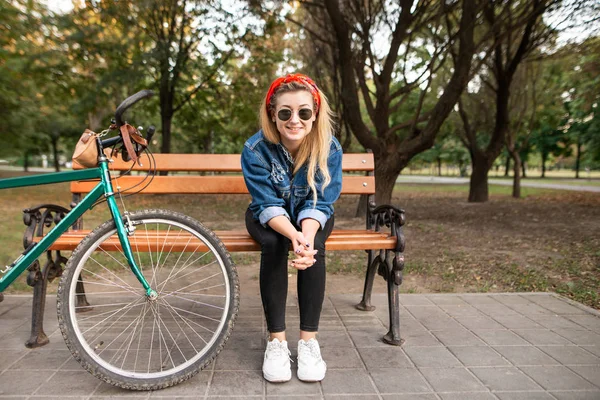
[
  {"x1": 300, "y1": 340, "x2": 322, "y2": 361},
  {"x1": 268, "y1": 341, "x2": 292, "y2": 362}
]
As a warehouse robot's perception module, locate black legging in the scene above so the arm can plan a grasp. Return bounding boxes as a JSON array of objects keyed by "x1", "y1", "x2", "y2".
[{"x1": 245, "y1": 208, "x2": 334, "y2": 332}]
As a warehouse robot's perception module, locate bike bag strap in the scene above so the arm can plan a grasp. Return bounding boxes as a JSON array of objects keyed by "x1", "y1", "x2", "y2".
[{"x1": 119, "y1": 124, "x2": 148, "y2": 163}]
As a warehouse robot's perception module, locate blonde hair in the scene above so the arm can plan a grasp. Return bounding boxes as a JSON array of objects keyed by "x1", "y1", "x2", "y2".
[{"x1": 259, "y1": 81, "x2": 335, "y2": 205}]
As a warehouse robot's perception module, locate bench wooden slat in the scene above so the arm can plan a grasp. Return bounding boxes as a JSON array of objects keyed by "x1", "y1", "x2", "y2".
[
  {"x1": 40, "y1": 229, "x2": 395, "y2": 252},
  {"x1": 70, "y1": 175, "x2": 376, "y2": 195},
  {"x1": 75, "y1": 153, "x2": 374, "y2": 172}
]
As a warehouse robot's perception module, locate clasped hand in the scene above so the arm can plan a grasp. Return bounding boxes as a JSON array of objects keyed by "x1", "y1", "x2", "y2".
[{"x1": 290, "y1": 231, "x2": 317, "y2": 270}]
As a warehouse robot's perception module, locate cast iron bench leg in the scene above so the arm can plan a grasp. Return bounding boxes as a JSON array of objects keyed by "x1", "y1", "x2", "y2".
[
  {"x1": 25, "y1": 260, "x2": 49, "y2": 348},
  {"x1": 356, "y1": 250, "x2": 377, "y2": 311}
]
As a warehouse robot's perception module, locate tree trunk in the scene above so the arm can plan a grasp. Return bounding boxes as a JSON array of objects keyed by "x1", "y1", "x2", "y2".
[
  {"x1": 541, "y1": 151, "x2": 547, "y2": 178},
  {"x1": 23, "y1": 150, "x2": 30, "y2": 172},
  {"x1": 511, "y1": 151, "x2": 521, "y2": 198},
  {"x1": 373, "y1": 154, "x2": 403, "y2": 206},
  {"x1": 469, "y1": 156, "x2": 490, "y2": 202},
  {"x1": 504, "y1": 154, "x2": 510, "y2": 177},
  {"x1": 51, "y1": 136, "x2": 60, "y2": 172},
  {"x1": 521, "y1": 160, "x2": 526, "y2": 178},
  {"x1": 575, "y1": 137, "x2": 582, "y2": 179},
  {"x1": 437, "y1": 157, "x2": 442, "y2": 176},
  {"x1": 355, "y1": 194, "x2": 369, "y2": 218}
]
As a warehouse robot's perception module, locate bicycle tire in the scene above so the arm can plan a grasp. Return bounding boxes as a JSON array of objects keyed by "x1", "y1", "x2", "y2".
[{"x1": 57, "y1": 209, "x2": 239, "y2": 390}]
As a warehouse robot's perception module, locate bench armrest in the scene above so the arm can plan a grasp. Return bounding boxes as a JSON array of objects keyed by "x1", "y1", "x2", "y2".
[
  {"x1": 368, "y1": 204, "x2": 406, "y2": 253},
  {"x1": 23, "y1": 204, "x2": 70, "y2": 249}
]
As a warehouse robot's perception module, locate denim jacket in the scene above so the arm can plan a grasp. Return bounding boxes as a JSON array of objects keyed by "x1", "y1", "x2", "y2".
[{"x1": 241, "y1": 130, "x2": 343, "y2": 229}]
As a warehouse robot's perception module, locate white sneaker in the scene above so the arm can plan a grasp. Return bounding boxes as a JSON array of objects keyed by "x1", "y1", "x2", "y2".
[
  {"x1": 263, "y1": 338, "x2": 292, "y2": 382},
  {"x1": 297, "y1": 338, "x2": 327, "y2": 382}
]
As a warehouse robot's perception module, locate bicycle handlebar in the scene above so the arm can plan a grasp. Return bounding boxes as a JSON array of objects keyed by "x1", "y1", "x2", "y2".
[{"x1": 114, "y1": 90, "x2": 154, "y2": 126}]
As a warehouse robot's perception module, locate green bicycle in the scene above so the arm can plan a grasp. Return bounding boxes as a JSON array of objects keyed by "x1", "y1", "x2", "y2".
[{"x1": 0, "y1": 90, "x2": 239, "y2": 390}]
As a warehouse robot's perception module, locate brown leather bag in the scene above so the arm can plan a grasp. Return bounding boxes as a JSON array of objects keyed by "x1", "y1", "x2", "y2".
[{"x1": 72, "y1": 129, "x2": 99, "y2": 168}]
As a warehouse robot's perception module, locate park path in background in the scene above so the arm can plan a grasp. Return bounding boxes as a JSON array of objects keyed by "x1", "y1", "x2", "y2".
[{"x1": 397, "y1": 175, "x2": 600, "y2": 193}]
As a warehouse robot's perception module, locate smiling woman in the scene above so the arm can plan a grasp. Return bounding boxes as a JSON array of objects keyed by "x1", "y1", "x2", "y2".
[{"x1": 241, "y1": 73, "x2": 341, "y2": 383}]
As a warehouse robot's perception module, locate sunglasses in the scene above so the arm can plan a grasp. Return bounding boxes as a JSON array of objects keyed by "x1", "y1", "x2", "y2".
[{"x1": 277, "y1": 108, "x2": 313, "y2": 122}]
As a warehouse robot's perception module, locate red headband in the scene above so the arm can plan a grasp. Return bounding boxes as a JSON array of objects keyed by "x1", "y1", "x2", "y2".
[{"x1": 265, "y1": 73, "x2": 321, "y2": 114}]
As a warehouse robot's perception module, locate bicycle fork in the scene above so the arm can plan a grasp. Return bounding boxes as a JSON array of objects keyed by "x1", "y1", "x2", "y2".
[{"x1": 99, "y1": 158, "x2": 157, "y2": 300}]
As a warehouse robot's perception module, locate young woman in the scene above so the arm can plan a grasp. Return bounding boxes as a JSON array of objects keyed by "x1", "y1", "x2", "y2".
[{"x1": 241, "y1": 73, "x2": 342, "y2": 382}]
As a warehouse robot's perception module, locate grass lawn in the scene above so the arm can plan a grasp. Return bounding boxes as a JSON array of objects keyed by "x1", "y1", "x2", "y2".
[{"x1": 1, "y1": 171, "x2": 599, "y2": 310}]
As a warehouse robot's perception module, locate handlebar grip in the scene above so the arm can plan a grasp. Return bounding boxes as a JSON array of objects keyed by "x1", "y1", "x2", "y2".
[
  {"x1": 115, "y1": 90, "x2": 154, "y2": 126},
  {"x1": 146, "y1": 125, "x2": 156, "y2": 143},
  {"x1": 101, "y1": 135, "x2": 123, "y2": 148}
]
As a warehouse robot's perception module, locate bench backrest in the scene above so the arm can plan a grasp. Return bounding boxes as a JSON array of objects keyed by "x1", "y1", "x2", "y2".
[{"x1": 72, "y1": 153, "x2": 375, "y2": 195}]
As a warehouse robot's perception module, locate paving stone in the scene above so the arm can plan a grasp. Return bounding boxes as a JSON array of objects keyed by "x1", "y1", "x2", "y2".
[
  {"x1": 426, "y1": 295, "x2": 469, "y2": 306},
  {"x1": 0, "y1": 350, "x2": 27, "y2": 372},
  {"x1": 494, "y1": 294, "x2": 537, "y2": 305},
  {"x1": 347, "y1": 329, "x2": 397, "y2": 348},
  {"x1": 506, "y1": 303, "x2": 554, "y2": 317},
  {"x1": 448, "y1": 346, "x2": 511, "y2": 367},
  {"x1": 567, "y1": 316, "x2": 600, "y2": 332},
  {"x1": 398, "y1": 295, "x2": 434, "y2": 306},
  {"x1": 439, "y1": 304, "x2": 483, "y2": 317},
  {"x1": 528, "y1": 316, "x2": 585, "y2": 330},
  {"x1": 495, "y1": 392, "x2": 555, "y2": 400},
  {"x1": 420, "y1": 367, "x2": 486, "y2": 392},
  {"x1": 341, "y1": 315, "x2": 385, "y2": 329},
  {"x1": 552, "y1": 330, "x2": 600, "y2": 346},
  {"x1": 323, "y1": 396, "x2": 379, "y2": 400},
  {"x1": 225, "y1": 330, "x2": 265, "y2": 350},
  {"x1": 440, "y1": 393, "x2": 496, "y2": 400},
  {"x1": 356, "y1": 347, "x2": 413, "y2": 369},
  {"x1": 320, "y1": 369, "x2": 377, "y2": 395},
  {"x1": 514, "y1": 330, "x2": 572, "y2": 345},
  {"x1": 33, "y1": 370, "x2": 100, "y2": 396},
  {"x1": 207, "y1": 370, "x2": 263, "y2": 396},
  {"x1": 582, "y1": 346, "x2": 600, "y2": 357},
  {"x1": 265, "y1": 374, "x2": 321, "y2": 397},
  {"x1": 9, "y1": 349, "x2": 71, "y2": 370},
  {"x1": 470, "y1": 367, "x2": 543, "y2": 391},
  {"x1": 404, "y1": 346, "x2": 462, "y2": 368},
  {"x1": 550, "y1": 391, "x2": 600, "y2": 400},
  {"x1": 415, "y1": 317, "x2": 464, "y2": 331},
  {"x1": 399, "y1": 330, "x2": 443, "y2": 347},
  {"x1": 537, "y1": 346, "x2": 600, "y2": 365},
  {"x1": 91, "y1": 397, "x2": 147, "y2": 400},
  {"x1": 382, "y1": 395, "x2": 438, "y2": 400},
  {"x1": 315, "y1": 329, "x2": 354, "y2": 348},
  {"x1": 527, "y1": 296, "x2": 589, "y2": 315},
  {"x1": 369, "y1": 368, "x2": 431, "y2": 393},
  {"x1": 569, "y1": 365, "x2": 600, "y2": 388},
  {"x1": 0, "y1": 370, "x2": 54, "y2": 395},
  {"x1": 472, "y1": 330, "x2": 531, "y2": 346},
  {"x1": 520, "y1": 366, "x2": 598, "y2": 390},
  {"x1": 269, "y1": 396, "x2": 321, "y2": 400},
  {"x1": 405, "y1": 305, "x2": 450, "y2": 320},
  {"x1": 454, "y1": 315, "x2": 506, "y2": 330},
  {"x1": 213, "y1": 349, "x2": 263, "y2": 370},
  {"x1": 460, "y1": 295, "x2": 502, "y2": 305},
  {"x1": 493, "y1": 346, "x2": 560, "y2": 366},
  {"x1": 320, "y1": 346, "x2": 364, "y2": 369},
  {"x1": 432, "y1": 328, "x2": 486, "y2": 346},
  {"x1": 492, "y1": 315, "x2": 544, "y2": 329},
  {"x1": 472, "y1": 304, "x2": 520, "y2": 317}
]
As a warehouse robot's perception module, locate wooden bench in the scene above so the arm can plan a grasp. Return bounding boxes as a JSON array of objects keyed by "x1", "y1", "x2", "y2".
[{"x1": 22, "y1": 152, "x2": 406, "y2": 348}]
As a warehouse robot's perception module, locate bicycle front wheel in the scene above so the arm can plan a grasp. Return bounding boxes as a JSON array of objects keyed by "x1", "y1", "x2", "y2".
[{"x1": 57, "y1": 209, "x2": 239, "y2": 390}]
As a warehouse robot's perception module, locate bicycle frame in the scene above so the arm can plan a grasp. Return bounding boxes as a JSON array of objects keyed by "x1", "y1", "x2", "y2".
[{"x1": 0, "y1": 155, "x2": 154, "y2": 295}]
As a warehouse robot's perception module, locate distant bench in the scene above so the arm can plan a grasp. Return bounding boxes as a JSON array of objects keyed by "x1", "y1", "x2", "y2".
[{"x1": 23, "y1": 152, "x2": 406, "y2": 347}]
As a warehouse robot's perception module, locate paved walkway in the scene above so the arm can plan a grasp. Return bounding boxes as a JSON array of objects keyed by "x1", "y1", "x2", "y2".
[{"x1": 1, "y1": 292, "x2": 599, "y2": 399}]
